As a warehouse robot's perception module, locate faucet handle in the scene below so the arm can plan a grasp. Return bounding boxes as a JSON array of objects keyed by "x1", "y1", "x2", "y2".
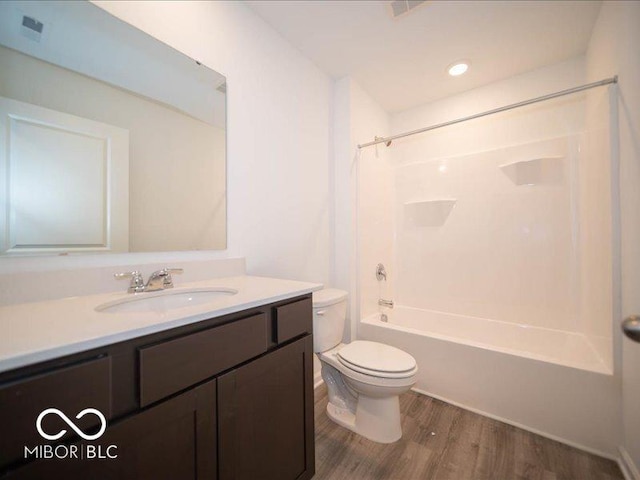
[
  {"x1": 114, "y1": 271, "x2": 145, "y2": 293},
  {"x1": 376, "y1": 263, "x2": 387, "y2": 281},
  {"x1": 164, "y1": 268, "x2": 184, "y2": 275},
  {"x1": 161, "y1": 267, "x2": 183, "y2": 288}
]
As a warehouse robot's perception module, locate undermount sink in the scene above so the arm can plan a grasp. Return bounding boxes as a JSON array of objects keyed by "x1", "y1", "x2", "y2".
[{"x1": 96, "y1": 288, "x2": 238, "y2": 314}]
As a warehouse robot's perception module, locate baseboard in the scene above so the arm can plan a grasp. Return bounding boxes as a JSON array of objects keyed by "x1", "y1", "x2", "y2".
[
  {"x1": 410, "y1": 386, "x2": 617, "y2": 462},
  {"x1": 619, "y1": 446, "x2": 640, "y2": 480},
  {"x1": 314, "y1": 371, "x2": 323, "y2": 389}
]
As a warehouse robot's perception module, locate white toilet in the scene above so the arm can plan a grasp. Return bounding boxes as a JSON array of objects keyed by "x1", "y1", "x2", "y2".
[{"x1": 313, "y1": 288, "x2": 417, "y2": 443}]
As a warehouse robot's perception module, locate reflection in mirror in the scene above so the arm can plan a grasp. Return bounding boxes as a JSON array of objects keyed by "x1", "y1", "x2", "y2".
[{"x1": 0, "y1": 1, "x2": 226, "y2": 254}]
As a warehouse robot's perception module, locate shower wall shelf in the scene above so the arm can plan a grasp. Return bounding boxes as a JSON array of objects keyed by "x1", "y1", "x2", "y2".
[
  {"x1": 404, "y1": 199, "x2": 456, "y2": 227},
  {"x1": 499, "y1": 156, "x2": 565, "y2": 186}
]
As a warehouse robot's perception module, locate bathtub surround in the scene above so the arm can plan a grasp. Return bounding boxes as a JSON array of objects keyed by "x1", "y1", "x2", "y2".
[{"x1": 393, "y1": 131, "x2": 597, "y2": 334}]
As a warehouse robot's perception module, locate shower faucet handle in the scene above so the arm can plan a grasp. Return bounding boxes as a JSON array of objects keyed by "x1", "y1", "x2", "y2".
[{"x1": 376, "y1": 263, "x2": 387, "y2": 281}]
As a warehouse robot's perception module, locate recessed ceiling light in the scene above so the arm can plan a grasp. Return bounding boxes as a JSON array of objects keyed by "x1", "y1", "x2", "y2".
[{"x1": 447, "y1": 61, "x2": 469, "y2": 77}]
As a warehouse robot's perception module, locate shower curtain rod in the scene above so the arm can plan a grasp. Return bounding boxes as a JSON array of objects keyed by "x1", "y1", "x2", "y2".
[{"x1": 357, "y1": 76, "x2": 618, "y2": 149}]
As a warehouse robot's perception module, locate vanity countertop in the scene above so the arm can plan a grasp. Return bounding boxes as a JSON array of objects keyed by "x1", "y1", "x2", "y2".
[{"x1": 0, "y1": 275, "x2": 322, "y2": 373}]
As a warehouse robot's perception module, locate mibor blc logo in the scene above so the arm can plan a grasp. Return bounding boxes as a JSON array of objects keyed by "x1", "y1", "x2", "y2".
[
  {"x1": 24, "y1": 408, "x2": 117, "y2": 461},
  {"x1": 36, "y1": 408, "x2": 107, "y2": 441}
]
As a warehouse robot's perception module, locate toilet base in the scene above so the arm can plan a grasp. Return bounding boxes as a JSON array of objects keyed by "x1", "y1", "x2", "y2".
[
  {"x1": 326, "y1": 402, "x2": 356, "y2": 431},
  {"x1": 326, "y1": 394, "x2": 402, "y2": 444}
]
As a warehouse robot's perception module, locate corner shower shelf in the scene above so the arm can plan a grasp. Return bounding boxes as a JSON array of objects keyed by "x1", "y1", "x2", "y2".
[
  {"x1": 499, "y1": 156, "x2": 564, "y2": 186},
  {"x1": 404, "y1": 199, "x2": 456, "y2": 227}
]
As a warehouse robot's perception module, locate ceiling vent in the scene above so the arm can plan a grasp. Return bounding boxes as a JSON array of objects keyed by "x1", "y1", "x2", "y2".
[
  {"x1": 21, "y1": 15, "x2": 44, "y2": 42},
  {"x1": 389, "y1": 0, "x2": 428, "y2": 18}
]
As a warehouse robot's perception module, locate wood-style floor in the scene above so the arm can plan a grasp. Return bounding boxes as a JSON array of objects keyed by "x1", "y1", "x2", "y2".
[{"x1": 314, "y1": 385, "x2": 623, "y2": 480}]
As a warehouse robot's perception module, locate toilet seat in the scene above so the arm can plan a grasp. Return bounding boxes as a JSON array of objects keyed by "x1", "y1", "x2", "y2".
[
  {"x1": 337, "y1": 341, "x2": 417, "y2": 379},
  {"x1": 338, "y1": 357, "x2": 418, "y2": 379},
  {"x1": 319, "y1": 344, "x2": 416, "y2": 389}
]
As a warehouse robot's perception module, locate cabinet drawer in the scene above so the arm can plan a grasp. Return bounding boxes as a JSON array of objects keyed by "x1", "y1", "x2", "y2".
[
  {"x1": 139, "y1": 313, "x2": 267, "y2": 407},
  {"x1": 273, "y1": 297, "x2": 312, "y2": 344},
  {"x1": 0, "y1": 356, "x2": 111, "y2": 471}
]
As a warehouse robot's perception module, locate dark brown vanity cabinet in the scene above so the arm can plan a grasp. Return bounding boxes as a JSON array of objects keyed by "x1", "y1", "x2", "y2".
[
  {"x1": 91, "y1": 379, "x2": 217, "y2": 480},
  {"x1": 0, "y1": 294, "x2": 314, "y2": 480},
  {"x1": 218, "y1": 335, "x2": 315, "y2": 480},
  {"x1": 4, "y1": 379, "x2": 217, "y2": 480}
]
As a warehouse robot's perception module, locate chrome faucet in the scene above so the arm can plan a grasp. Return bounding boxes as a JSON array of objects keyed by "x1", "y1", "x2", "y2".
[
  {"x1": 144, "y1": 268, "x2": 184, "y2": 292},
  {"x1": 376, "y1": 263, "x2": 387, "y2": 281},
  {"x1": 114, "y1": 267, "x2": 183, "y2": 293},
  {"x1": 114, "y1": 271, "x2": 145, "y2": 293},
  {"x1": 378, "y1": 298, "x2": 394, "y2": 308}
]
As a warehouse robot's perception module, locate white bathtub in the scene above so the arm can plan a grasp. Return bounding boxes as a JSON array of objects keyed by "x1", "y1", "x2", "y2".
[
  {"x1": 368, "y1": 306, "x2": 611, "y2": 374},
  {"x1": 359, "y1": 307, "x2": 620, "y2": 457}
]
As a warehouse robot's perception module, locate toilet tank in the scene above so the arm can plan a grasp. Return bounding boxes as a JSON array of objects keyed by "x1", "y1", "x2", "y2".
[{"x1": 312, "y1": 288, "x2": 348, "y2": 353}]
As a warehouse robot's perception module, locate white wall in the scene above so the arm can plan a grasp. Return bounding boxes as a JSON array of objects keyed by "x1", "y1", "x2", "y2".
[
  {"x1": 333, "y1": 78, "x2": 391, "y2": 342},
  {"x1": 331, "y1": 77, "x2": 354, "y2": 335},
  {"x1": 93, "y1": 1, "x2": 333, "y2": 284},
  {"x1": 586, "y1": 1, "x2": 640, "y2": 475},
  {"x1": 1, "y1": 1, "x2": 333, "y2": 287}
]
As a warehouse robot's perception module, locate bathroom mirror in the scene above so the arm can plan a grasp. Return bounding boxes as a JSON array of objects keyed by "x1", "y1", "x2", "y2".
[{"x1": 0, "y1": 1, "x2": 227, "y2": 254}]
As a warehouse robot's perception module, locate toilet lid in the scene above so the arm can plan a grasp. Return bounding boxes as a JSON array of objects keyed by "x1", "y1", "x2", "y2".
[
  {"x1": 337, "y1": 341, "x2": 416, "y2": 376},
  {"x1": 312, "y1": 288, "x2": 348, "y2": 307}
]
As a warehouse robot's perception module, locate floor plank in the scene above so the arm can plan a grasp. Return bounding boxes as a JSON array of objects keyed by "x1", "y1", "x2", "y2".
[{"x1": 314, "y1": 386, "x2": 623, "y2": 480}]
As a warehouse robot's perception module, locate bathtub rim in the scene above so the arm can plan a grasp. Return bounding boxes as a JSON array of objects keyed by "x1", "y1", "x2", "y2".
[{"x1": 362, "y1": 308, "x2": 613, "y2": 376}]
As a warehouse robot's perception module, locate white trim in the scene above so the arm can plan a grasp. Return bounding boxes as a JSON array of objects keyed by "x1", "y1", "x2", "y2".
[
  {"x1": 410, "y1": 386, "x2": 617, "y2": 461},
  {"x1": 619, "y1": 446, "x2": 640, "y2": 480},
  {"x1": 314, "y1": 371, "x2": 324, "y2": 389}
]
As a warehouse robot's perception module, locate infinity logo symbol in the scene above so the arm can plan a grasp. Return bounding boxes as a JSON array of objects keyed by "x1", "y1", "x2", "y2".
[{"x1": 36, "y1": 408, "x2": 107, "y2": 441}]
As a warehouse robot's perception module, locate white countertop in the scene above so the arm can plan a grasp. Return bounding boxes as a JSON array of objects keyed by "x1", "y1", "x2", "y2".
[{"x1": 0, "y1": 275, "x2": 322, "y2": 374}]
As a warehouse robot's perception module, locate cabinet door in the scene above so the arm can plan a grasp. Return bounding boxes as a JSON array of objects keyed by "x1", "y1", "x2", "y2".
[
  {"x1": 0, "y1": 356, "x2": 111, "y2": 472},
  {"x1": 218, "y1": 335, "x2": 315, "y2": 480},
  {"x1": 3, "y1": 380, "x2": 217, "y2": 480}
]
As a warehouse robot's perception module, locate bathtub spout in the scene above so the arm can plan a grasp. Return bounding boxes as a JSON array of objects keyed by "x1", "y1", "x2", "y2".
[{"x1": 379, "y1": 299, "x2": 394, "y2": 308}]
